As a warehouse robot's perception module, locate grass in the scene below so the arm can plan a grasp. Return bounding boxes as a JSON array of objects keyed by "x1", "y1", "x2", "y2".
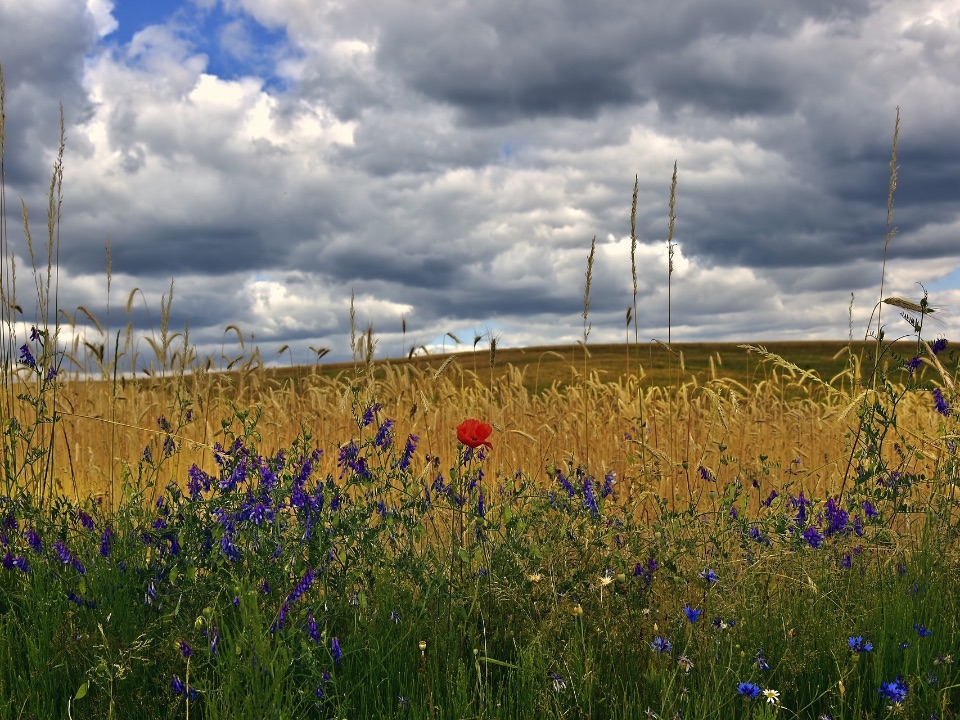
[{"x1": 2, "y1": 75, "x2": 959, "y2": 718}]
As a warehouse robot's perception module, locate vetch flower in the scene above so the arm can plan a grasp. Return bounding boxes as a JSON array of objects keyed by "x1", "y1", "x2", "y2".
[
  {"x1": 932, "y1": 388, "x2": 952, "y2": 416},
  {"x1": 456, "y1": 419, "x2": 493, "y2": 449},
  {"x1": 803, "y1": 526, "x2": 824, "y2": 549},
  {"x1": 398, "y1": 434, "x2": 418, "y2": 471},
  {"x1": 307, "y1": 614, "x2": 321, "y2": 645},
  {"x1": 374, "y1": 418, "x2": 395, "y2": 448},
  {"x1": 331, "y1": 637, "x2": 343, "y2": 665},
  {"x1": 18, "y1": 344, "x2": 36, "y2": 369},
  {"x1": 25, "y1": 527, "x2": 42, "y2": 553}
]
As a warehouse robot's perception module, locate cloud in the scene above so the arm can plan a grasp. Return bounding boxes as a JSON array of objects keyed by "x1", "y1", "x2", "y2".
[{"x1": 0, "y1": 0, "x2": 958, "y2": 366}]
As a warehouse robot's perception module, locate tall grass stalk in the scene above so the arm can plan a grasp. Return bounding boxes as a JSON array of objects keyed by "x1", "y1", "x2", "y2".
[{"x1": 581, "y1": 235, "x2": 596, "y2": 467}]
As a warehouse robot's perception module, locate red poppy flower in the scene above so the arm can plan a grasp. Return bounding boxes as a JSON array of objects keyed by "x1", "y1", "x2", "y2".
[{"x1": 456, "y1": 419, "x2": 493, "y2": 449}]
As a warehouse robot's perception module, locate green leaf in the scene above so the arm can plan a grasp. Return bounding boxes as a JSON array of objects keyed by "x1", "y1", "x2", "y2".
[{"x1": 74, "y1": 682, "x2": 88, "y2": 700}]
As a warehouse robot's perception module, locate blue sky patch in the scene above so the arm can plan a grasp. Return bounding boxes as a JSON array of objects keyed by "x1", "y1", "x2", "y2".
[{"x1": 105, "y1": 0, "x2": 290, "y2": 85}]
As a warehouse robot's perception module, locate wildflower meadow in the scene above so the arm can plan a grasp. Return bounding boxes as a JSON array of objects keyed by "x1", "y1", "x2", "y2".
[{"x1": 1, "y1": 79, "x2": 959, "y2": 719}]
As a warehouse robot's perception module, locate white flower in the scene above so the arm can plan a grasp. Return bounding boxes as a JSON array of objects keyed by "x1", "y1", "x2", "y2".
[{"x1": 763, "y1": 688, "x2": 780, "y2": 705}]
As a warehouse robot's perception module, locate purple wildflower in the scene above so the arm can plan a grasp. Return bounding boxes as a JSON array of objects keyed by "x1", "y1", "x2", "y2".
[
  {"x1": 374, "y1": 418, "x2": 395, "y2": 448},
  {"x1": 77, "y1": 511, "x2": 94, "y2": 532},
  {"x1": 331, "y1": 637, "x2": 343, "y2": 665},
  {"x1": 803, "y1": 526, "x2": 824, "y2": 549},
  {"x1": 18, "y1": 344, "x2": 36, "y2": 369},
  {"x1": 933, "y1": 388, "x2": 952, "y2": 416},
  {"x1": 307, "y1": 614, "x2": 321, "y2": 645},
  {"x1": 25, "y1": 527, "x2": 42, "y2": 553},
  {"x1": 399, "y1": 434, "x2": 419, "y2": 471},
  {"x1": 287, "y1": 567, "x2": 315, "y2": 604},
  {"x1": 583, "y1": 477, "x2": 599, "y2": 516},
  {"x1": 99, "y1": 527, "x2": 113, "y2": 557}
]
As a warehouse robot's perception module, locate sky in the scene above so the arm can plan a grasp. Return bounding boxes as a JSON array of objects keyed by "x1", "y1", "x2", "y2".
[{"x1": 1, "y1": 0, "x2": 959, "y2": 367}]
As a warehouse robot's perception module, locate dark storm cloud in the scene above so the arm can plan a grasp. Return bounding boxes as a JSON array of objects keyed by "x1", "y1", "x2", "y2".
[{"x1": 0, "y1": 1, "x2": 97, "y2": 188}]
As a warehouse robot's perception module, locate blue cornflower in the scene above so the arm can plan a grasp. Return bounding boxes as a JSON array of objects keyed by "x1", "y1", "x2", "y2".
[
  {"x1": 878, "y1": 676, "x2": 908, "y2": 704},
  {"x1": 331, "y1": 637, "x2": 343, "y2": 665},
  {"x1": 683, "y1": 606, "x2": 702, "y2": 623},
  {"x1": 699, "y1": 568, "x2": 718, "y2": 584},
  {"x1": 914, "y1": 623, "x2": 934, "y2": 637},
  {"x1": 848, "y1": 636, "x2": 873, "y2": 653},
  {"x1": 738, "y1": 682, "x2": 762, "y2": 699},
  {"x1": 650, "y1": 636, "x2": 672, "y2": 654},
  {"x1": 171, "y1": 675, "x2": 185, "y2": 695},
  {"x1": 933, "y1": 388, "x2": 952, "y2": 416},
  {"x1": 803, "y1": 526, "x2": 824, "y2": 549},
  {"x1": 755, "y1": 649, "x2": 770, "y2": 671}
]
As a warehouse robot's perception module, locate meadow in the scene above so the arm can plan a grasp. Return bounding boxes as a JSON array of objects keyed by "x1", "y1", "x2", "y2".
[{"x1": 1, "y1": 82, "x2": 959, "y2": 719}]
